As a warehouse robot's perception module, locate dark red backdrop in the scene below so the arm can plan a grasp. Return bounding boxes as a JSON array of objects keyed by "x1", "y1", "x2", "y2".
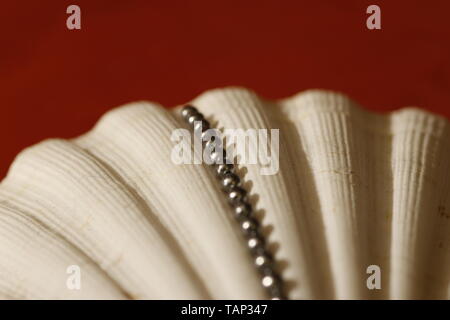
[{"x1": 1, "y1": 0, "x2": 449, "y2": 179}]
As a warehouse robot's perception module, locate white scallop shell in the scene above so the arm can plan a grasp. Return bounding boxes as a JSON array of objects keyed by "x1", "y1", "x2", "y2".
[{"x1": 0, "y1": 88, "x2": 449, "y2": 299}]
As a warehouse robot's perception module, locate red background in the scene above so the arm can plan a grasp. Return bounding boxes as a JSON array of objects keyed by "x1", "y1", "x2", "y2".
[{"x1": 1, "y1": 0, "x2": 449, "y2": 179}]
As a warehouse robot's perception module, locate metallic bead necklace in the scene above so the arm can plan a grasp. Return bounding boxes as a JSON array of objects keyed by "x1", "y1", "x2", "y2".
[{"x1": 181, "y1": 105, "x2": 285, "y2": 300}]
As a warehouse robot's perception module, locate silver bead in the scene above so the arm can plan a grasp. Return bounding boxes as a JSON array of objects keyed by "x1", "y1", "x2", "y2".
[
  {"x1": 262, "y1": 274, "x2": 277, "y2": 288},
  {"x1": 240, "y1": 217, "x2": 258, "y2": 235},
  {"x1": 255, "y1": 252, "x2": 272, "y2": 269},
  {"x1": 221, "y1": 173, "x2": 240, "y2": 191},
  {"x1": 234, "y1": 202, "x2": 252, "y2": 219},
  {"x1": 188, "y1": 113, "x2": 203, "y2": 126},
  {"x1": 269, "y1": 285, "x2": 284, "y2": 300},
  {"x1": 181, "y1": 105, "x2": 198, "y2": 120},
  {"x1": 262, "y1": 269, "x2": 284, "y2": 299},
  {"x1": 228, "y1": 186, "x2": 247, "y2": 203},
  {"x1": 216, "y1": 163, "x2": 234, "y2": 177},
  {"x1": 247, "y1": 235, "x2": 264, "y2": 251}
]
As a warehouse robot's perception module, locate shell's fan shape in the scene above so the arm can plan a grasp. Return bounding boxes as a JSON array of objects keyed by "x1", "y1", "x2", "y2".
[{"x1": 0, "y1": 88, "x2": 449, "y2": 299}]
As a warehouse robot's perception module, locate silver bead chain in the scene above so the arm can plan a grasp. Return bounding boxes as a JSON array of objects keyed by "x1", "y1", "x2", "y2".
[{"x1": 181, "y1": 105, "x2": 286, "y2": 300}]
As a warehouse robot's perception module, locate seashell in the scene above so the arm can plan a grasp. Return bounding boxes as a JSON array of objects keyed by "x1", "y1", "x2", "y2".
[{"x1": 0, "y1": 87, "x2": 449, "y2": 300}]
